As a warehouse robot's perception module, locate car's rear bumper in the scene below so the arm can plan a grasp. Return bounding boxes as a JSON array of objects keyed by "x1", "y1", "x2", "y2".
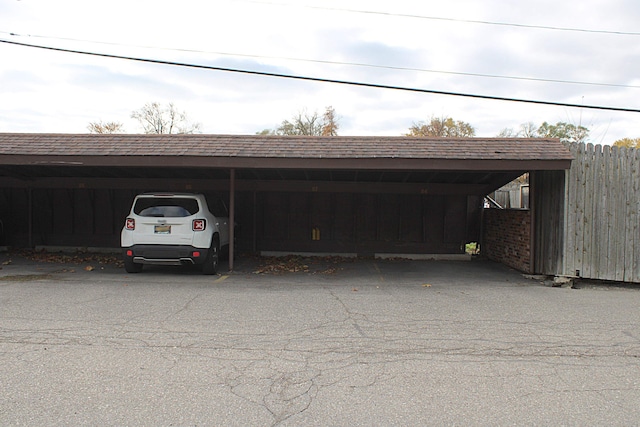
[{"x1": 122, "y1": 245, "x2": 210, "y2": 266}]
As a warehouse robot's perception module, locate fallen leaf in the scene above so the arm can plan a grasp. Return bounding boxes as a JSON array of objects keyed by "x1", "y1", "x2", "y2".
[
  {"x1": 84, "y1": 266, "x2": 94, "y2": 271},
  {"x1": 422, "y1": 283, "x2": 432, "y2": 287},
  {"x1": 253, "y1": 255, "x2": 351, "y2": 275},
  {"x1": 11, "y1": 249, "x2": 121, "y2": 267},
  {"x1": 1, "y1": 260, "x2": 11, "y2": 265}
]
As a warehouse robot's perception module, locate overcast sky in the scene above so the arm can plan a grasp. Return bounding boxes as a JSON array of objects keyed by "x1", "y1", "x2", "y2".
[{"x1": 1, "y1": 0, "x2": 639, "y2": 144}]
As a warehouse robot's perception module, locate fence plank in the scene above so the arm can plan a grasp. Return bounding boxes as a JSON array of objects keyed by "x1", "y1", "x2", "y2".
[
  {"x1": 582, "y1": 144, "x2": 594, "y2": 278},
  {"x1": 604, "y1": 145, "x2": 616, "y2": 279},
  {"x1": 622, "y1": 150, "x2": 633, "y2": 280},
  {"x1": 571, "y1": 145, "x2": 587, "y2": 276},
  {"x1": 634, "y1": 149, "x2": 640, "y2": 283},
  {"x1": 616, "y1": 147, "x2": 628, "y2": 282},
  {"x1": 564, "y1": 143, "x2": 577, "y2": 276},
  {"x1": 610, "y1": 147, "x2": 620, "y2": 281},
  {"x1": 626, "y1": 148, "x2": 640, "y2": 282},
  {"x1": 593, "y1": 145, "x2": 605, "y2": 278}
]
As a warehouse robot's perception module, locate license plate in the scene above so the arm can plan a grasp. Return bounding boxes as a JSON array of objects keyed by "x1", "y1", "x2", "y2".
[{"x1": 154, "y1": 225, "x2": 171, "y2": 234}]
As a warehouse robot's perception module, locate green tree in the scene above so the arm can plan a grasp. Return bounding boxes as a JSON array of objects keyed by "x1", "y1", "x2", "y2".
[
  {"x1": 498, "y1": 121, "x2": 589, "y2": 144},
  {"x1": 537, "y1": 121, "x2": 589, "y2": 144},
  {"x1": 87, "y1": 120, "x2": 125, "y2": 134},
  {"x1": 406, "y1": 116, "x2": 475, "y2": 137},
  {"x1": 613, "y1": 137, "x2": 640, "y2": 148},
  {"x1": 131, "y1": 102, "x2": 201, "y2": 134},
  {"x1": 262, "y1": 106, "x2": 340, "y2": 136}
]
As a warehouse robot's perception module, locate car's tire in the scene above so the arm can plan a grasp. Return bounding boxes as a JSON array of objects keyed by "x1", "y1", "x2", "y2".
[
  {"x1": 202, "y1": 235, "x2": 220, "y2": 275},
  {"x1": 124, "y1": 257, "x2": 143, "y2": 273}
]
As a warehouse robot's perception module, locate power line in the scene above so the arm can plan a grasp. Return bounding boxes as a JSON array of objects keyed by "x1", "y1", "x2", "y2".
[
  {"x1": 235, "y1": 0, "x2": 640, "y2": 36},
  {"x1": 2, "y1": 30, "x2": 637, "y2": 90},
  {"x1": 1, "y1": 38, "x2": 639, "y2": 114}
]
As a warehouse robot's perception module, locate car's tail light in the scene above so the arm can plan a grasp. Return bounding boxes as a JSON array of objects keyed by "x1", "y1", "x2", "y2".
[
  {"x1": 193, "y1": 219, "x2": 206, "y2": 231},
  {"x1": 192, "y1": 251, "x2": 201, "y2": 258},
  {"x1": 125, "y1": 218, "x2": 135, "y2": 230}
]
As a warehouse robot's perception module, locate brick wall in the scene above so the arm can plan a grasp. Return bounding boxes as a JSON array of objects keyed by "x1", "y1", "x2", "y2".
[{"x1": 483, "y1": 209, "x2": 531, "y2": 273}]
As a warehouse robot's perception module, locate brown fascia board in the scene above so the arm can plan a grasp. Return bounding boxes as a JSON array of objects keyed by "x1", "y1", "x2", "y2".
[{"x1": 0, "y1": 154, "x2": 572, "y2": 171}]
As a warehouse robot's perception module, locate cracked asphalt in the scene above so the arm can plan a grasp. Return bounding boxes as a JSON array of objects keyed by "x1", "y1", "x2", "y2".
[{"x1": 1, "y1": 253, "x2": 639, "y2": 426}]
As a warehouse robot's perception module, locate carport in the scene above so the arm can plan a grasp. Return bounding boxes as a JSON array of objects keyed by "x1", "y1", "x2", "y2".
[{"x1": 0, "y1": 133, "x2": 572, "y2": 271}]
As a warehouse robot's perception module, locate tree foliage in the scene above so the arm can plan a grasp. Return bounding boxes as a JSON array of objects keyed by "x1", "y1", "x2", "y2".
[
  {"x1": 498, "y1": 121, "x2": 589, "y2": 144},
  {"x1": 260, "y1": 106, "x2": 340, "y2": 136},
  {"x1": 278, "y1": 110, "x2": 323, "y2": 136},
  {"x1": 406, "y1": 116, "x2": 475, "y2": 137},
  {"x1": 537, "y1": 121, "x2": 589, "y2": 144},
  {"x1": 131, "y1": 102, "x2": 201, "y2": 134},
  {"x1": 87, "y1": 121, "x2": 125, "y2": 134},
  {"x1": 321, "y1": 106, "x2": 339, "y2": 136},
  {"x1": 613, "y1": 137, "x2": 640, "y2": 148}
]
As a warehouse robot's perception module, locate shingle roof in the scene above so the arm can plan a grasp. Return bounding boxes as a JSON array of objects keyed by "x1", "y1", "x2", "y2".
[{"x1": 0, "y1": 133, "x2": 571, "y2": 160}]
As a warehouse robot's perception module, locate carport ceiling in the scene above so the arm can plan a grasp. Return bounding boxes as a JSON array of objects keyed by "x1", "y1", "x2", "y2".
[{"x1": 0, "y1": 133, "x2": 572, "y2": 195}]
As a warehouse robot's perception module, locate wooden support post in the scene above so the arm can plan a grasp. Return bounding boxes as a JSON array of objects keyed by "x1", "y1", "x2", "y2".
[
  {"x1": 28, "y1": 188, "x2": 33, "y2": 248},
  {"x1": 529, "y1": 171, "x2": 536, "y2": 274},
  {"x1": 229, "y1": 168, "x2": 235, "y2": 271}
]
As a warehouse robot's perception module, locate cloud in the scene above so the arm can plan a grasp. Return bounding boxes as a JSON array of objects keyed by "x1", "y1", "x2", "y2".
[{"x1": 1, "y1": 0, "x2": 640, "y2": 142}]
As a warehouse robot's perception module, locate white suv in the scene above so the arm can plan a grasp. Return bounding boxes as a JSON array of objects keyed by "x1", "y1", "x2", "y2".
[{"x1": 121, "y1": 193, "x2": 230, "y2": 274}]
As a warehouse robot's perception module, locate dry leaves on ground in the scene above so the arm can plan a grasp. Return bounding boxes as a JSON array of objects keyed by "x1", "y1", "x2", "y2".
[
  {"x1": 253, "y1": 255, "x2": 351, "y2": 275},
  {"x1": 10, "y1": 249, "x2": 123, "y2": 268}
]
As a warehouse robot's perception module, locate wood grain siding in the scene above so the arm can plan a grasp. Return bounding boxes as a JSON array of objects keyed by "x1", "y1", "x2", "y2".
[
  {"x1": 560, "y1": 144, "x2": 640, "y2": 283},
  {"x1": 2, "y1": 186, "x2": 482, "y2": 255},
  {"x1": 532, "y1": 170, "x2": 566, "y2": 275},
  {"x1": 252, "y1": 192, "x2": 481, "y2": 255}
]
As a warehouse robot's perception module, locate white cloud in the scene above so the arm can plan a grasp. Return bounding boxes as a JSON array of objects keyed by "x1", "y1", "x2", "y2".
[{"x1": 1, "y1": 0, "x2": 639, "y2": 142}]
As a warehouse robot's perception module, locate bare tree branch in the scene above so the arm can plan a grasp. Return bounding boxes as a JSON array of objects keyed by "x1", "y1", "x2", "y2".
[
  {"x1": 87, "y1": 121, "x2": 125, "y2": 134},
  {"x1": 131, "y1": 102, "x2": 202, "y2": 134}
]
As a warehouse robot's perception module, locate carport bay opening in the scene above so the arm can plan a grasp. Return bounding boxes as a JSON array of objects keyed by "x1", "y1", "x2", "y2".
[
  {"x1": 0, "y1": 185, "x2": 484, "y2": 257},
  {"x1": 0, "y1": 134, "x2": 573, "y2": 271}
]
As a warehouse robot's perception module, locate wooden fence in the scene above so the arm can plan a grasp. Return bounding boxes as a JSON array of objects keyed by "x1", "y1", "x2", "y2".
[{"x1": 560, "y1": 143, "x2": 640, "y2": 283}]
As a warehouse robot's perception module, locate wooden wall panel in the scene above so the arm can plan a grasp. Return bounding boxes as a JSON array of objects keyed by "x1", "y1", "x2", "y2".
[
  {"x1": 2, "y1": 187, "x2": 481, "y2": 256},
  {"x1": 288, "y1": 193, "x2": 310, "y2": 241},
  {"x1": 423, "y1": 195, "x2": 444, "y2": 248},
  {"x1": 443, "y1": 195, "x2": 466, "y2": 244},
  {"x1": 355, "y1": 194, "x2": 377, "y2": 244},
  {"x1": 310, "y1": 193, "x2": 333, "y2": 241},
  {"x1": 333, "y1": 193, "x2": 354, "y2": 242},
  {"x1": 557, "y1": 144, "x2": 639, "y2": 283},
  {"x1": 399, "y1": 195, "x2": 422, "y2": 243}
]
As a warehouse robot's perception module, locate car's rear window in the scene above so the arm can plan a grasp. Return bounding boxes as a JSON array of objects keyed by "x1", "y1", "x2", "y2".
[{"x1": 133, "y1": 197, "x2": 200, "y2": 217}]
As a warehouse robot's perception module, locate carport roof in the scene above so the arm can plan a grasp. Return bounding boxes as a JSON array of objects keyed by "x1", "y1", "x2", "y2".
[
  {"x1": 0, "y1": 133, "x2": 573, "y2": 195},
  {"x1": 0, "y1": 133, "x2": 572, "y2": 171}
]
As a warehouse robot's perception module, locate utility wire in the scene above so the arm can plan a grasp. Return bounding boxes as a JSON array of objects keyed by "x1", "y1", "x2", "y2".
[
  {"x1": 2, "y1": 30, "x2": 637, "y2": 90},
  {"x1": 236, "y1": 0, "x2": 640, "y2": 36},
  {"x1": 1, "y1": 38, "x2": 639, "y2": 113}
]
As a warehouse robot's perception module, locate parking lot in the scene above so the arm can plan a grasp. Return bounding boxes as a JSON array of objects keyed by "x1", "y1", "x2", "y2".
[{"x1": 1, "y1": 251, "x2": 640, "y2": 426}]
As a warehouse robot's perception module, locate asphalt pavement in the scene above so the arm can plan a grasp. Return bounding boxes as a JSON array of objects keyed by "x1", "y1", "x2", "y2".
[{"x1": 1, "y1": 251, "x2": 639, "y2": 426}]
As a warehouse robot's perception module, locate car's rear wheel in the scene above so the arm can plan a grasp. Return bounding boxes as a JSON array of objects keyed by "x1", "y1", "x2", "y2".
[
  {"x1": 202, "y1": 235, "x2": 220, "y2": 275},
  {"x1": 124, "y1": 257, "x2": 143, "y2": 273}
]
